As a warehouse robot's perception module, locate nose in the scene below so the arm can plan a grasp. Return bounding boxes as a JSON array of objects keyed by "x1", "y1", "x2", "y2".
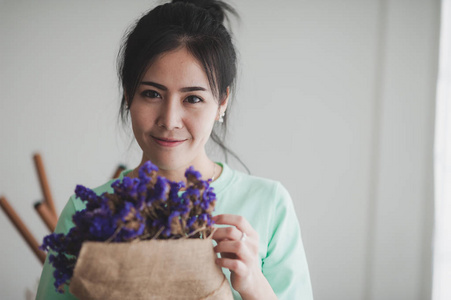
[{"x1": 156, "y1": 98, "x2": 183, "y2": 130}]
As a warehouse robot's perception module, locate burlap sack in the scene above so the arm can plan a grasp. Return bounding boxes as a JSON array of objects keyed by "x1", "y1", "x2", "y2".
[{"x1": 69, "y1": 239, "x2": 233, "y2": 300}]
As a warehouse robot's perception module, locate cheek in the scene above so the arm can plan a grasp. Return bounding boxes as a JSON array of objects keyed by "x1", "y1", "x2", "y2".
[
  {"x1": 130, "y1": 112, "x2": 142, "y2": 133},
  {"x1": 189, "y1": 111, "x2": 217, "y2": 140},
  {"x1": 130, "y1": 106, "x2": 154, "y2": 131}
]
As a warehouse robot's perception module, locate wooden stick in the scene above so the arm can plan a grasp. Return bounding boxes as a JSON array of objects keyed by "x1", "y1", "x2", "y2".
[
  {"x1": 33, "y1": 153, "x2": 57, "y2": 218},
  {"x1": 34, "y1": 201, "x2": 57, "y2": 232},
  {"x1": 0, "y1": 196, "x2": 46, "y2": 264},
  {"x1": 112, "y1": 164, "x2": 127, "y2": 179}
]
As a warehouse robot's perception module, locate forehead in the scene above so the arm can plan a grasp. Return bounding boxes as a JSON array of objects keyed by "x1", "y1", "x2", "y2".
[{"x1": 142, "y1": 47, "x2": 210, "y2": 89}]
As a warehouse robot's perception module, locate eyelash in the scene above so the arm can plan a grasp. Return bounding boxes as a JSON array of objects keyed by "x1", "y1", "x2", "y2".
[
  {"x1": 141, "y1": 90, "x2": 204, "y2": 104},
  {"x1": 141, "y1": 90, "x2": 161, "y2": 98},
  {"x1": 184, "y1": 95, "x2": 204, "y2": 104}
]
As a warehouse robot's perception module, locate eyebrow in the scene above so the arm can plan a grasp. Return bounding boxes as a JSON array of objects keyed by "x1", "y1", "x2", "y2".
[{"x1": 140, "y1": 81, "x2": 207, "y2": 92}]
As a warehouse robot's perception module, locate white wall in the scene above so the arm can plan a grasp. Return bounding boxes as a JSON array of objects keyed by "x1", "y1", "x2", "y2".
[{"x1": 0, "y1": 1, "x2": 439, "y2": 299}]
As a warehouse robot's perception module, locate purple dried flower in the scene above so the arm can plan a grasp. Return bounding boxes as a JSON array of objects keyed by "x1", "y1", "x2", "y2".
[
  {"x1": 153, "y1": 176, "x2": 169, "y2": 201},
  {"x1": 201, "y1": 186, "x2": 216, "y2": 211},
  {"x1": 49, "y1": 254, "x2": 75, "y2": 293},
  {"x1": 168, "y1": 181, "x2": 184, "y2": 201},
  {"x1": 88, "y1": 215, "x2": 117, "y2": 239},
  {"x1": 111, "y1": 177, "x2": 141, "y2": 201},
  {"x1": 185, "y1": 166, "x2": 202, "y2": 181},
  {"x1": 183, "y1": 187, "x2": 201, "y2": 206},
  {"x1": 41, "y1": 161, "x2": 216, "y2": 293},
  {"x1": 199, "y1": 213, "x2": 214, "y2": 226},
  {"x1": 116, "y1": 202, "x2": 145, "y2": 240},
  {"x1": 74, "y1": 185, "x2": 99, "y2": 203},
  {"x1": 139, "y1": 160, "x2": 158, "y2": 179},
  {"x1": 187, "y1": 215, "x2": 197, "y2": 228}
]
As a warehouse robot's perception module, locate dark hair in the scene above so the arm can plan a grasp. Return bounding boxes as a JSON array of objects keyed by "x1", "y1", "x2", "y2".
[{"x1": 117, "y1": 0, "x2": 249, "y2": 171}]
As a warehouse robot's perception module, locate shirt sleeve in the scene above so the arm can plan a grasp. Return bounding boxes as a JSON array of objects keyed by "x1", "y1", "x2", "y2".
[
  {"x1": 35, "y1": 196, "x2": 80, "y2": 300},
  {"x1": 262, "y1": 183, "x2": 314, "y2": 299}
]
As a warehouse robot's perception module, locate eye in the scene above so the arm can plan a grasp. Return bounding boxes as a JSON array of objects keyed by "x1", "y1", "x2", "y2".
[
  {"x1": 141, "y1": 90, "x2": 161, "y2": 98},
  {"x1": 184, "y1": 95, "x2": 203, "y2": 104}
]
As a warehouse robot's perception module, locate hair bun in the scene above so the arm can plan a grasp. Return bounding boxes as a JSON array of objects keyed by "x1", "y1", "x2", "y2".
[{"x1": 171, "y1": 0, "x2": 236, "y2": 24}]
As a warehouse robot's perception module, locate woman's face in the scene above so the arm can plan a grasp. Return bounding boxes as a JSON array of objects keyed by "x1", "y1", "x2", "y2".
[{"x1": 129, "y1": 47, "x2": 227, "y2": 172}]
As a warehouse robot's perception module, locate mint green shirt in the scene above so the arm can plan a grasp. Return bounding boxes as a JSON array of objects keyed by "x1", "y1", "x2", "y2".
[{"x1": 36, "y1": 163, "x2": 313, "y2": 299}]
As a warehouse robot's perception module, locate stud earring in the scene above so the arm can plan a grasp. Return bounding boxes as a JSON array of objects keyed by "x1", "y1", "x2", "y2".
[{"x1": 218, "y1": 111, "x2": 225, "y2": 123}]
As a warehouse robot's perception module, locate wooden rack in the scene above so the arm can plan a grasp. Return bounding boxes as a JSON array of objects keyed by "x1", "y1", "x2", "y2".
[{"x1": 0, "y1": 153, "x2": 126, "y2": 264}]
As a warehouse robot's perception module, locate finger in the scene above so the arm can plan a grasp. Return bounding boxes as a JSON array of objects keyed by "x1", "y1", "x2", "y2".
[
  {"x1": 213, "y1": 214, "x2": 254, "y2": 235},
  {"x1": 214, "y1": 240, "x2": 250, "y2": 260},
  {"x1": 217, "y1": 252, "x2": 238, "y2": 260},
  {"x1": 212, "y1": 226, "x2": 242, "y2": 241},
  {"x1": 216, "y1": 257, "x2": 246, "y2": 275}
]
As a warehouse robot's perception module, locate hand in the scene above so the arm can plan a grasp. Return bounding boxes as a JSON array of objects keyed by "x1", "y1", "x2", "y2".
[{"x1": 212, "y1": 214, "x2": 277, "y2": 299}]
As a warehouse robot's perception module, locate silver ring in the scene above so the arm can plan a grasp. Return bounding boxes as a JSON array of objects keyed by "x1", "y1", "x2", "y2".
[{"x1": 240, "y1": 232, "x2": 247, "y2": 242}]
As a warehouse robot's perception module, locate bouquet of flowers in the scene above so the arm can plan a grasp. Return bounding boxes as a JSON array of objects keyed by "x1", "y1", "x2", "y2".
[{"x1": 40, "y1": 161, "x2": 232, "y2": 299}]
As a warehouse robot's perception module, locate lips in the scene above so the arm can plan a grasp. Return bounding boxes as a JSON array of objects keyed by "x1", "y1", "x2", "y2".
[{"x1": 151, "y1": 136, "x2": 187, "y2": 147}]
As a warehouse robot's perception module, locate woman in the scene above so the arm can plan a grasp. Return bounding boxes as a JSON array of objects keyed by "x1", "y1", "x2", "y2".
[{"x1": 36, "y1": 1, "x2": 313, "y2": 299}]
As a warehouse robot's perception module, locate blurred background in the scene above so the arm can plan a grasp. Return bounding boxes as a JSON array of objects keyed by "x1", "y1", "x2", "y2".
[{"x1": 0, "y1": 0, "x2": 448, "y2": 299}]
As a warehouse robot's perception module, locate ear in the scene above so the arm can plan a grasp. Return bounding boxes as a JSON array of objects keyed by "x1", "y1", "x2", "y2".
[
  {"x1": 124, "y1": 92, "x2": 131, "y2": 109},
  {"x1": 216, "y1": 87, "x2": 230, "y2": 120}
]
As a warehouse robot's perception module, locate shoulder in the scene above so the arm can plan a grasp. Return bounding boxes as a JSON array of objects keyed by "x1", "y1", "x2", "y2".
[
  {"x1": 221, "y1": 164, "x2": 290, "y2": 201},
  {"x1": 213, "y1": 163, "x2": 293, "y2": 213},
  {"x1": 232, "y1": 168, "x2": 280, "y2": 188}
]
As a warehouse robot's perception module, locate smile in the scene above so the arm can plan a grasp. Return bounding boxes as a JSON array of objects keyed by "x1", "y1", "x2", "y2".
[{"x1": 151, "y1": 136, "x2": 187, "y2": 147}]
